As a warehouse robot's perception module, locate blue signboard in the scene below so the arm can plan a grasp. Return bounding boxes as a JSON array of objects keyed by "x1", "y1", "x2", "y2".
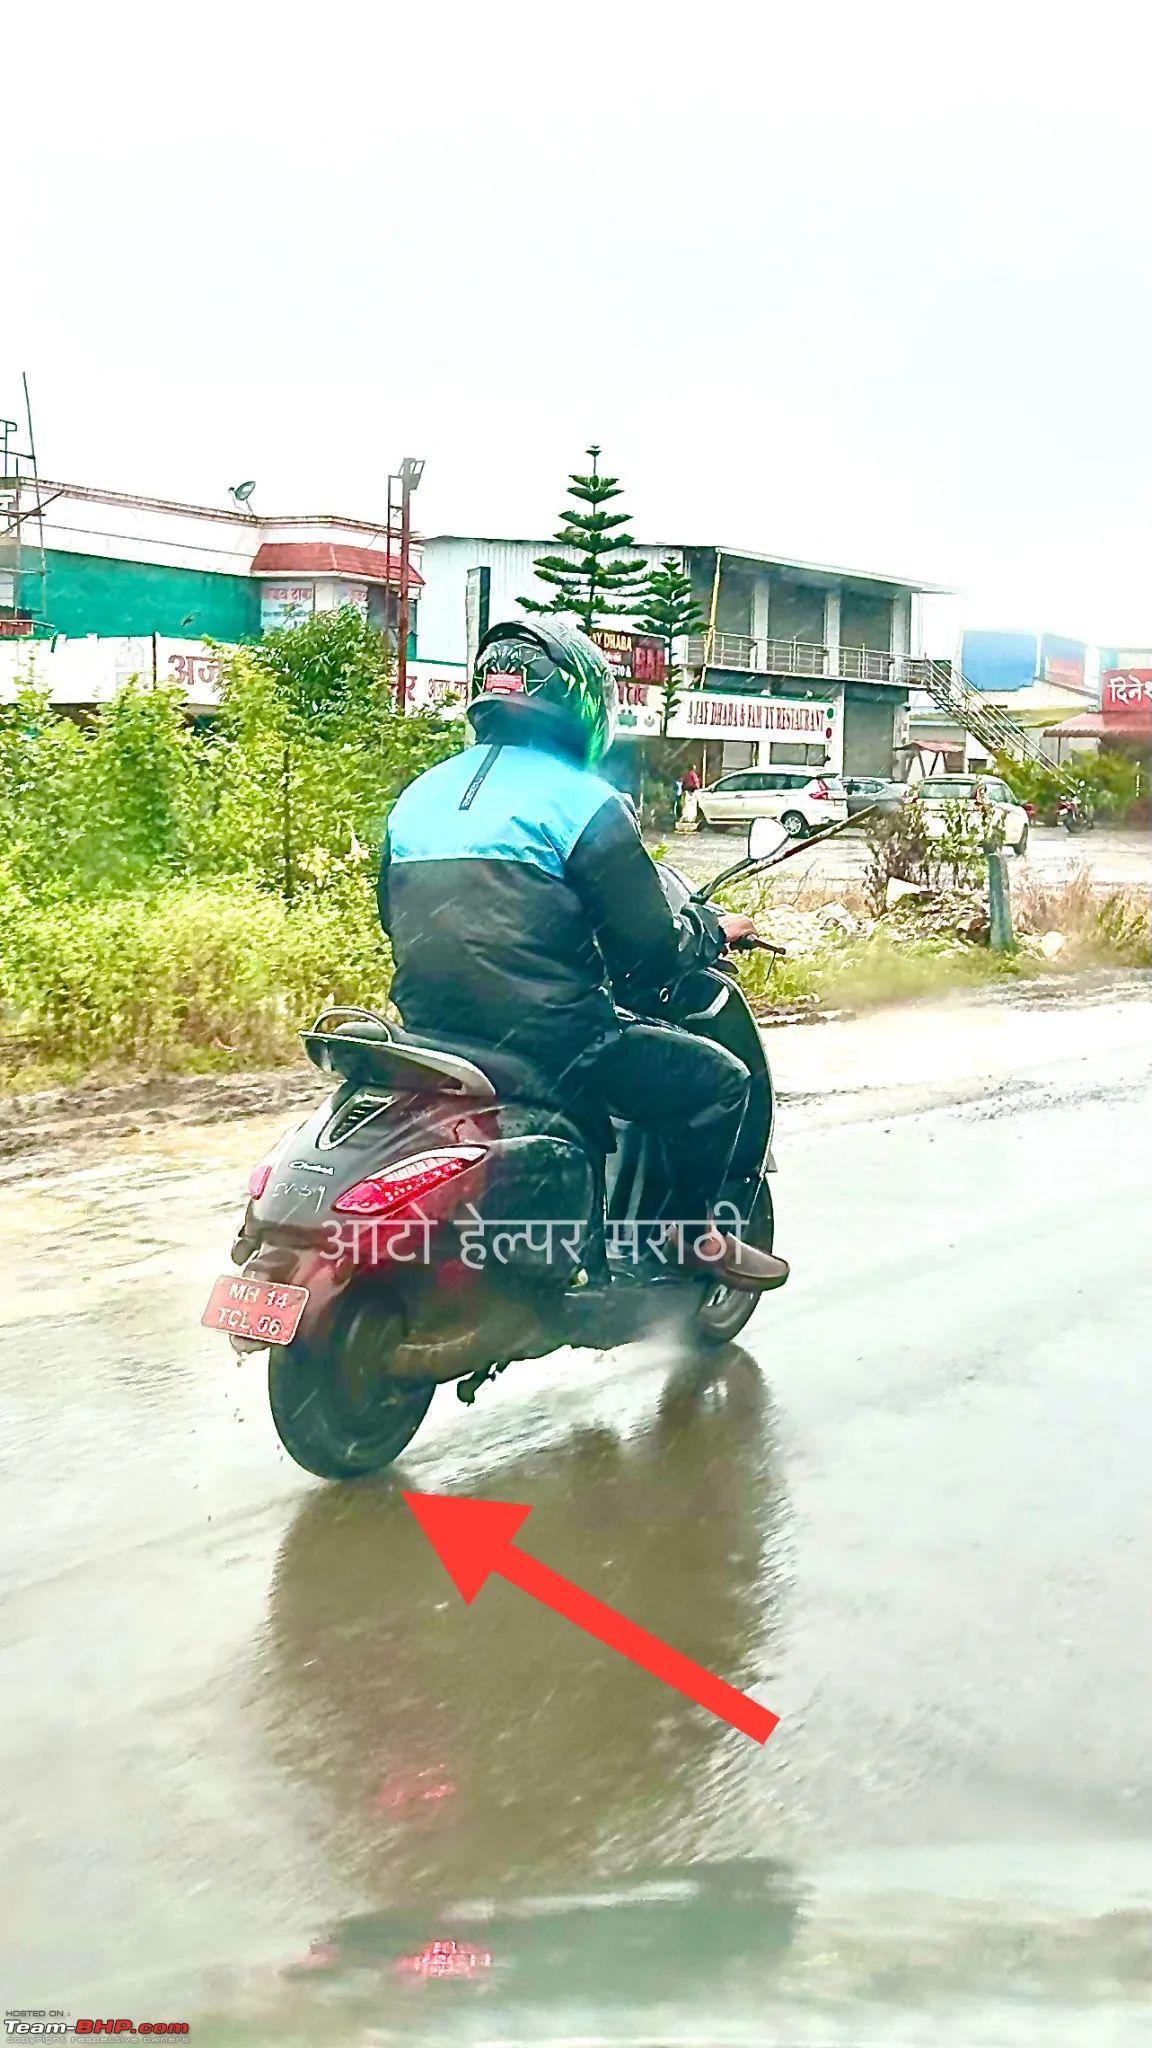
[{"x1": 961, "y1": 630, "x2": 1037, "y2": 694}]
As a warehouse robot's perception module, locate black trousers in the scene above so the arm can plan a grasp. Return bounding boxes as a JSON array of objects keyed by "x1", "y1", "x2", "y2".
[{"x1": 569, "y1": 1021, "x2": 750, "y2": 1223}]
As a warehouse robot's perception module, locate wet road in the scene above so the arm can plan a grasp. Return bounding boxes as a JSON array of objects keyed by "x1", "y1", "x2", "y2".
[
  {"x1": 2, "y1": 979, "x2": 1151, "y2": 2045},
  {"x1": 653, "y1": 821, "x2": 1152, "y2": 895}
]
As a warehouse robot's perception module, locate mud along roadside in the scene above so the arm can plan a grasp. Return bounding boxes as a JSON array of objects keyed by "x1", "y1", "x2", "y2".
[{"x1": 1, "y1": 969, "x2": 1145, "y2": 1185}]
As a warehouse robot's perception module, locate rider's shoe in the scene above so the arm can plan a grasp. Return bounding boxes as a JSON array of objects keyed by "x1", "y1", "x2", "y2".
[{"x1": 688, "y1": 1226, "x2": 790, "y2": 1295}]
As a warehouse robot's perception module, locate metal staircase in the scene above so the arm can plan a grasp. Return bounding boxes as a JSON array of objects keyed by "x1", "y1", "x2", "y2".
[{"x1": 913, "y1": 657, "x2": 1075, "y2": 785}]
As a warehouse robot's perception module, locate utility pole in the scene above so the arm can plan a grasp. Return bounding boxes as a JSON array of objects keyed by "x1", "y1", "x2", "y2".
[{"x1": 389, "y1": 457, "x2": 424, "y2": 711}]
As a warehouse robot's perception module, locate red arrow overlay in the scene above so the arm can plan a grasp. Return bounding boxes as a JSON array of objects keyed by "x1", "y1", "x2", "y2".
[{"x1": 403, "y1": 1491, "x2": 778, "y2": 1746}]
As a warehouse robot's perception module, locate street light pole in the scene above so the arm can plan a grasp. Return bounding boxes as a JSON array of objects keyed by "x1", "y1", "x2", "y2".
[{"x1": 393, "y1": 456, "x2": 424, "y2": 713}]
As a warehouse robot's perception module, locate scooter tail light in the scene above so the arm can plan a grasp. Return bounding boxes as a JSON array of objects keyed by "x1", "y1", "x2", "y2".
[
  {"x1": 248, "y1": 1161, "x2": 273, "y2": 1200},
  {"x1": 333, "y1": 1147, "x2": 487, "y2": 1217}
]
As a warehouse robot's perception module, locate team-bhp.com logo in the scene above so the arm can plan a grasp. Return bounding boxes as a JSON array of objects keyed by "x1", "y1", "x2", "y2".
[{"x1": 4, "y1": 2021, "x2": 189, "y2": 2036}]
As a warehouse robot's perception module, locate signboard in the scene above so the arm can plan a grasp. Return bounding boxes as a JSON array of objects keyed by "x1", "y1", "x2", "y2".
[
  {"x1": 590, "y1": 627, "x2": 666, "y2": 684},
  {"x1": 166, "y1": 644, "x2": 224, "y2": 699},
  {"x1": 465, "y1": 565, "x2": 491, "y2": 679},
  {"x1": 260, "y1": 582, "x2": 315, "y2": 634},
  {"x1": 613, "y1": 686, "x2": 834, "y2": 743},
  {"x1": 1040, "y1": 633, "x2": 1086, "y2": 691},
  {"x1": 674, "y1": 693, "x2": 831, "y2": 739},
  {"x1": 406, "y1": 668, "x2": 467, "y2": 718},
  {"x1": 1101, "y1": 669, "x2": 1152, "y2": 722}
]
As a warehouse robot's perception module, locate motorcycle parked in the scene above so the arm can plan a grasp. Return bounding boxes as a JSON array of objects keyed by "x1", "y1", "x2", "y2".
[
  {"x1": 1057, "y1": 792, "x2": 1095, "y2": 834},
  {"x1": 202, "y1": 818, "x2": 793, "y2": 1481}
]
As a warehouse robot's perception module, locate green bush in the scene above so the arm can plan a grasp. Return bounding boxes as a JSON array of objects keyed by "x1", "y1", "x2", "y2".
[
  {"x1": 3, "y1": 880, "x2": 393, "y2": 1069},
  {"x1": 994, "y1": 748, "x2": 1145, "y2": 823},
  {"x1": 0, "y1": 617, "x2": 465, "y2": 912},
  {"x1": 862, "y1": 797, "x2": 994, "y2": 913}
]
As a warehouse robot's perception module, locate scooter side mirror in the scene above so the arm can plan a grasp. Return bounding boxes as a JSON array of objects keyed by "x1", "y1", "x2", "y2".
[{"x1": 747, "y1": 817, "x2": 790, "y2": 863}]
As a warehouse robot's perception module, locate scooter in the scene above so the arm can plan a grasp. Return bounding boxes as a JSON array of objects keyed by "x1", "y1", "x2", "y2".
[{"x1": 201, "y1": 818, "x2": 792, "y2": 1481}]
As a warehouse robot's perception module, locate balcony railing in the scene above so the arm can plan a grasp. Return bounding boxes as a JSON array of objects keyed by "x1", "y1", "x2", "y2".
[{"x1": 683, "y1": 633, "x2": 905, "y2": 684}]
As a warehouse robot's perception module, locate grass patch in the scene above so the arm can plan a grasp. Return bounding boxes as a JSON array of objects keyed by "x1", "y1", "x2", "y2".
[
  {"x1": 718, "y1": 866, "x2": 1148, "y2": 1018},
  {"x1": 739, "y1": 929, "x2": 1030, "y2": 1016},
  {"x1": 0, "y1": 881, "x2": 393, "y2": 1087},
  {"x1": 0, "y1": 864, "x2": 1146, "y2": 1091}
]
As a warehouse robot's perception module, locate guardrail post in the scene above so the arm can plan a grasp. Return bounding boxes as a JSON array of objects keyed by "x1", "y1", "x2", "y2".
[{"x1": 986, "y1": 843, "x2": 1015, "y2": 952}]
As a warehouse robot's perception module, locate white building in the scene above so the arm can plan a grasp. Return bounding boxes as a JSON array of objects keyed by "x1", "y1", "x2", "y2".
[{"x1": 415, "y1": 534, "x2": 949, "y2": 778}]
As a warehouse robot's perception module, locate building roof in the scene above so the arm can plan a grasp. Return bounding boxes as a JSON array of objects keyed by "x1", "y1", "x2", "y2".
[
  {"x1": 701, "y1": 543, "x2": 949, "y2": 595},
  {"x1": 1047, "y1": 708, "x2": 1151, "y2": 739},
  {"x1": 38, "y1": 479, "x2": 405, "y2": 534},
  {"x1": 426, "y1": 533, "x2": 949, "y2": 596},
  {"x1": 250, "y1": 541, "x2": 423, "y2": 587}
]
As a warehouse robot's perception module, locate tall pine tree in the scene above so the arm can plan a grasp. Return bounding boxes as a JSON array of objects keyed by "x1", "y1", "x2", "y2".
[
  {"x1": 634, "y1": 556, "x2": 707, "y2": 734},
  {"x1": 521, "y1": 446, "x2": 648, "y2": 630}
]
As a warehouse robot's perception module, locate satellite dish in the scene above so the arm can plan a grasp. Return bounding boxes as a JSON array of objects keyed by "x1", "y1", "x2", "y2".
[{"x1": 229, "y1": 480, "x2": 257, "y2": 509}]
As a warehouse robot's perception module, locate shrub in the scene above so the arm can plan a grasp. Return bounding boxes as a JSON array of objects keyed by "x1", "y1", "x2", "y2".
[
  {"x1": 862, "y1": 798, "x2": 994, "y2": 914},
  {"x1": 3, "y1": 880, "x2": 393, "y2": 1070},
  {"x1": 1015, "y1": 868, "x2": 1150, "y2": 967},
  {"x1": 994, "y1": 748, "x2": 1146, "y2": 824}
]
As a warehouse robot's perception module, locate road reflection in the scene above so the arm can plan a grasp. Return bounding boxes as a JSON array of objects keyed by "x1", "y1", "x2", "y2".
[{"x1": 255, "y1": 1349, "x2": 800, "y2": 2019}]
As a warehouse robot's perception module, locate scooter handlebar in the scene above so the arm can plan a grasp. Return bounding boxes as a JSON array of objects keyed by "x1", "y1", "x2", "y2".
[{"x1": 726, "y1": 933, "x2": 786, "y2": 957}]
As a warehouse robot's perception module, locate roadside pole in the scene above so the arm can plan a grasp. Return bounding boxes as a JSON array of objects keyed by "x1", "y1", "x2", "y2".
[
  {"x1": 390, "y1": 457, "x2": 424, "y2": 713},
  {"x1": 986, "y1": 843, "x2": 1016, "y2": 952}
]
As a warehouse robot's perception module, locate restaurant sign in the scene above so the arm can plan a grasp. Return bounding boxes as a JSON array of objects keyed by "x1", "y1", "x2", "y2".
[
  {"x1": 613, "y1": 687, "x2": 834, "y2": 742},
  {"x1": 1101, "y1": 669, "x2": 1152, "y2": 722},
  {"x1": 590, "y1": 628, "x2": 666, "y2": 685}
]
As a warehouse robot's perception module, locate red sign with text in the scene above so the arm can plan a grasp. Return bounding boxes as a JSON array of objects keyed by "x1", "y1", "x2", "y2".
[
  {"x1": 590, "y1": 628, "x2": 666, "y2": 685},
  {"x1": 1101, "y1": 670, "x2": 1152, "y2": 724}
]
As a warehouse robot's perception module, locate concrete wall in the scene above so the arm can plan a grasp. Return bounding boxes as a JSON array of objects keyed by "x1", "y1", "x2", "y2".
[{"x1": 840, "y1": 589, "x2": 893, "y2": 652}]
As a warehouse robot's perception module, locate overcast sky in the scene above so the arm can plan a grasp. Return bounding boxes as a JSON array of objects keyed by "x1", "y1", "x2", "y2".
[{"x1": 6, "y1": 1, "x2": 1151, "y2": 647}]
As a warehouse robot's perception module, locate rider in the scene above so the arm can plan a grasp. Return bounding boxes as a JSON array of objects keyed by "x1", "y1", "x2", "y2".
[{"x1": 376, "y1": 619, "x2": 788, "y2": 1293}]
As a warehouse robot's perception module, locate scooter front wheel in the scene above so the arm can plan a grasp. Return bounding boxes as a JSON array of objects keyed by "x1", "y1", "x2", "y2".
[{"x1": 268, "y1": 1288, "x2": 434, "y2": 1481}]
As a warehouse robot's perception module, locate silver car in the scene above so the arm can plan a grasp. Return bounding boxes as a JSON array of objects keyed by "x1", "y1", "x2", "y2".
[
  {"x1": 909, "y1": 775, "x2": 1031, "y2": 855},
  {"x1": 696, "y1": 769, "x2": 849, "y2": 838}
]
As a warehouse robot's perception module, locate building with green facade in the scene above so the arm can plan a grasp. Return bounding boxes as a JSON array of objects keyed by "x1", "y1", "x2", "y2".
[{"x1": 0, "y1": 480, "x2": 423, "y2": 707}]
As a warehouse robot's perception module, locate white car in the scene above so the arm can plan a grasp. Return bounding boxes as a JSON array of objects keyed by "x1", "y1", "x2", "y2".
[
  {"x1": 696, "y1": 768, "x2": 849, "y2": 838},
  {"x1": 908, "y1": 775, "x2": 1030, "y2": 855}
]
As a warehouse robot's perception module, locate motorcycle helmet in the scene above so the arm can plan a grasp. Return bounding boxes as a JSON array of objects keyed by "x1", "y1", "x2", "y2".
[{"x1": 469, "y1": 618, "x2": 618, "y2": 766}]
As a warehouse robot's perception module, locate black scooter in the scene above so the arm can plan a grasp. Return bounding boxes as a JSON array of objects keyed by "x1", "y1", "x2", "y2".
[{"x1": 202, "y1": 819, "x2": 793, "y2": 1480}]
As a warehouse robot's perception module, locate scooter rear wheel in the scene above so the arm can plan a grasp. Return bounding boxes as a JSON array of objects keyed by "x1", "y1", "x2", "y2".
[
  {"x1": 268, "y1": 1288, "x2": 434, "y2": 1480},
  {"x1": 692, "y1": 1183, "x2": 775, "y2": 1348}
]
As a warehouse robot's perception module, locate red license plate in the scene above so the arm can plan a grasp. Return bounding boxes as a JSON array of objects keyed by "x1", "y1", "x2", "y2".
[{"x1": 201, "y1": 1274, "x2": 309, "y2": 1345}]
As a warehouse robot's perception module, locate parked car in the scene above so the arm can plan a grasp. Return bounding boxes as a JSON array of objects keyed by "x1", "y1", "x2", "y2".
[
  {"x1": 843, "y1": 774, "x2": 908, "y2": 818},
  {"x1": 696, "y1": 768, "x2": 849, "y2": 838},
  {"x1": 908, "y1": 775, "x2": 1031, "y2": 855}
]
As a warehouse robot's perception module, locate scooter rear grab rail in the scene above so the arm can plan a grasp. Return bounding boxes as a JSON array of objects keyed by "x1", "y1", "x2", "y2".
[{"x1": 301, "y1": 1015, "x2": 498, "y2": 1102}]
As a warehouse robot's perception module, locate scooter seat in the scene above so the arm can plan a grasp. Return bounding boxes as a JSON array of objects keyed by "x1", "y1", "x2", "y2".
[
  {"x1": 390, "y1": 1026, "x2": 613, "y2": 1152},
  {"x1": 386, "y1": 1024, "x2": 565, "y2": 1111},
  {"x1": 303, "y1": 1014, "x2": 610, "y2": 1149}
]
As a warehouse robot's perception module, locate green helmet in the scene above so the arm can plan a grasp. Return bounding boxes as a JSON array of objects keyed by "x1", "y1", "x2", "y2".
[{"x1": 469, "y1": 618, "x2": 618, "y2": 766}]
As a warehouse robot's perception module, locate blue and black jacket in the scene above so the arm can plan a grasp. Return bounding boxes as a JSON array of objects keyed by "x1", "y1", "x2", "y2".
[{"x1": 377, "y1": 740, "x2": 723, "y2": 1078}]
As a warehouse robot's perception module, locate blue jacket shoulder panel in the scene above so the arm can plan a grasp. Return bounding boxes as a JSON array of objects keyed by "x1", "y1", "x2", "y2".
[{"x1": 386, "y1": 744, "x2": 620, "y2": 878}]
